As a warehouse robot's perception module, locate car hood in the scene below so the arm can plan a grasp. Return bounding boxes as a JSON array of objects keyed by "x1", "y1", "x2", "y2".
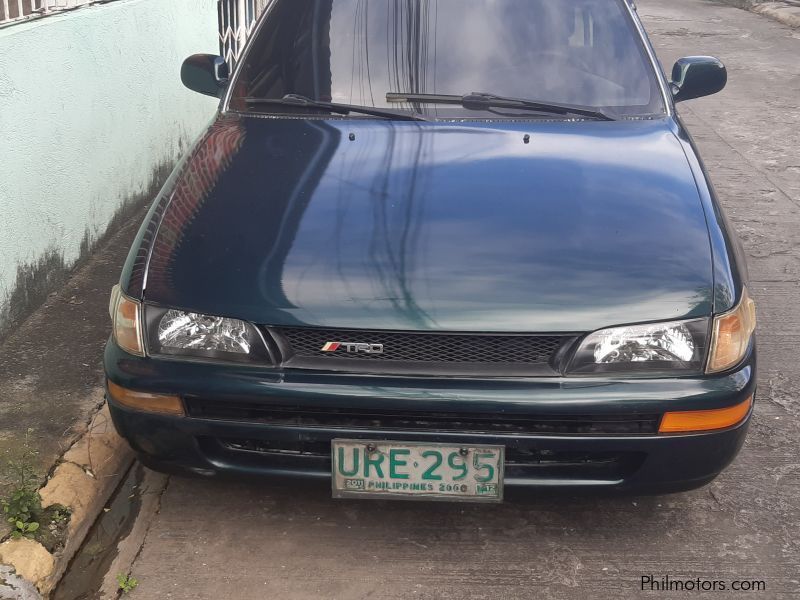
[{"x1": 141, "y1": 115, "x2": 712, "y2": 333}]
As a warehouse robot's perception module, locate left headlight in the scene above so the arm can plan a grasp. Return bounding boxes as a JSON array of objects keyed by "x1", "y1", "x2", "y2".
[
  {"x1": 144, "y1": 306, "x2": 272, "y2": 364},
  {"x1": 566, "y1": 318, "x2": 709, "y2": 375}
]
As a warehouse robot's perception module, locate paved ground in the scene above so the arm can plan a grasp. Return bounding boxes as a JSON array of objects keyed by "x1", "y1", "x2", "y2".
[
  {"x1": 68, "y1": 1, "x2": 800, "y2": 598},
  {"x1": 0, "y1": 208, "x2": 145, "y2": 540},
  {"x1": 713, "y1": 2, "x2": 800, "y2": 38}
]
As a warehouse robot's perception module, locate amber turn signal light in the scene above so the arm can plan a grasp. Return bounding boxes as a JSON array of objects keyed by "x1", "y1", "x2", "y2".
[
  {"x1": 110, "y1": 285, "x2": 145, "y2": 357},
  {"x1": 707, "y1": 288, "x2": 756, "y2": 373},
  {"x1": 659, "y1": 395, "x2": 752, "y2": 434},
  {"x1": 107, "y1": 381, "x2": 184, "y2": 416}
]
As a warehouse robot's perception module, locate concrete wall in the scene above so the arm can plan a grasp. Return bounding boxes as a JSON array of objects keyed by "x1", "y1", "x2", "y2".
[{"x1": 0, "y1": 0, "x2": 219, "y2": 338}]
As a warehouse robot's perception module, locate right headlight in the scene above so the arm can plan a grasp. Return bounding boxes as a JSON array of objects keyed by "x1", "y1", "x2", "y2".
[
  {"x1": 566, "y1": 287, "x2": 756, "y2": 376},
  {"x1": 706, "y1": 287, "x2": 756, "y2": 374},
  {"x1": 566, "y1": 318, "x2": 709, "y2": 375}
]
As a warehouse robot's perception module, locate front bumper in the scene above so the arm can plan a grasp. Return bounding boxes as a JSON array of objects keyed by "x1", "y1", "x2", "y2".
[{"x1": 105, "y1": 342, "x2": 756, "y2": 494}]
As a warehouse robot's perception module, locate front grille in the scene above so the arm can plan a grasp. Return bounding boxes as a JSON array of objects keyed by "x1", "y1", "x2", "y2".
[
  {"x1": 268, "y1": 327, "x2": 577, "y2": 376},
  {"x1": 185, "y1": 399, "x2": 661, "y2": 436},
  {"x1": 275, "y1": 327, "x2": 566, "y2": 363}
]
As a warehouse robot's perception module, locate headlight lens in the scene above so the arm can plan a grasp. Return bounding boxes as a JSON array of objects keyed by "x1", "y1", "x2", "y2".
[
  {"x1": 145, "y1": 307, "x2": 272, "y2": 363},
  {"x1": 158, "y1": 310, "x2": 251, "y2": 354},
  {"x1": 567, "y1": 318, "x2": 708, "y2": 375},
  {"x1": 110, "y1": 284, "x2": 144, "y2": 356},
  {"x1": 706, "y1": 287, "x2": 756, "y2": 374}
]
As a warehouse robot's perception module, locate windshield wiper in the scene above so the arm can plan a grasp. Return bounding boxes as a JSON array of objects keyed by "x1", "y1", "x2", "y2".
[
  {"x1": 386, "y1": 92, "x2": 615, "y2": 121},
  {"x1": 244, "y1": 94, "x2": 428, "y2": 122}
]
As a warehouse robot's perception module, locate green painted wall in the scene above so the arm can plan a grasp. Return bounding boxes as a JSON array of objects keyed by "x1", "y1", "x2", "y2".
[{"x1": 0, "y1": 0, "x2": 219, "y2": 336}]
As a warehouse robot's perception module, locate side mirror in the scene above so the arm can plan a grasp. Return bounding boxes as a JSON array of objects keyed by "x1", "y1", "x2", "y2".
[
  {"x1": 670, "y1": 56, "x2": 727, "y2": 103},
  {"x1": 181, "y1": 54, "x2": 229, "y2": 97}
]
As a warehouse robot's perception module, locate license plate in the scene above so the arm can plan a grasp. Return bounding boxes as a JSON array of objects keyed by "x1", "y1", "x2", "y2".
[{"x1": 331, "y1": 440, "x2": 504, "y2": 502}]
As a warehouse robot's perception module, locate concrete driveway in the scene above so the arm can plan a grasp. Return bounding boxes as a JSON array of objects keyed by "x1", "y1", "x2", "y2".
[{"x1": 77, "y1": 1, "x2": 800, "y2": 598}]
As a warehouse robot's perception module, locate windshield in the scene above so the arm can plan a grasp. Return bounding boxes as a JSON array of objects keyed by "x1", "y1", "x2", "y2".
[{"x1": 229, "y1": 0, "x2": 665, "y2": 119}]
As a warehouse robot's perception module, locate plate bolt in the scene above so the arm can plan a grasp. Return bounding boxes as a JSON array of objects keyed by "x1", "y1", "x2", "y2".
[
  {"x1": 459, "y1": 448, "x2": 469, "y2": 457},
  {"x1": 366, "y1": 443, "x2": 377, "y2": 453}
]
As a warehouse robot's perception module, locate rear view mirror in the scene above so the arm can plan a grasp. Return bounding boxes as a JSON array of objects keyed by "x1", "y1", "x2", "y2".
[
  {"x1": 181, "y1": 54, "x2": 229, "y2": 97},
  {"x1": 670, "y1": 56, "x2": 727, "y2": 103}
]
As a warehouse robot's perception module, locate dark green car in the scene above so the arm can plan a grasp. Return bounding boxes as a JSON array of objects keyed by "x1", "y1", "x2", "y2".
[{"x1": 104, "y1": 0, "x2": 755, "y2": 501}]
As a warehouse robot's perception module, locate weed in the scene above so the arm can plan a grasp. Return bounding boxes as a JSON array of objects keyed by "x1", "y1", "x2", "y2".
[
  {"x1": 11, "y1": 520, "x2": 40, "y2": 539},
  {"x1": 2, "y1": 429, "x2": 43, "y2": 539},
  {"x1": 51, "y1": 505, "x2": 70, "y2": 524},
  {"x1": 117, "y1": 573, "x2": 139, "y2": 594}
]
